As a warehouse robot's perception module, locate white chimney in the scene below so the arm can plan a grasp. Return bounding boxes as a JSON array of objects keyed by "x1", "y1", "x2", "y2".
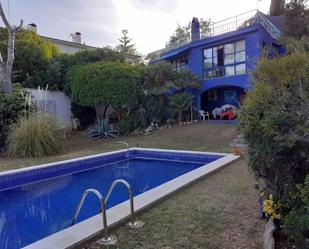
[
  {"x1": 27, "y1": 23, "x2": 37, "y2": 33},
  {"x1": 71, "y1": 32, "x2": 81, "y2": 44}
]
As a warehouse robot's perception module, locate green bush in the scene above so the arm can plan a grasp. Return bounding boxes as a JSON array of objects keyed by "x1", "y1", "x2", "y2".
[
  {"x1": 282, "y1": 175, "x2": 309, "y2": 245},
  {"x1": 71, "y1": 102, "x2": 96, "y2": 129},
  {"x1": 0, "y1": 29, "x2": 60, "y2": 85},
  {"x1": 8, "y1": 113, "x2": 64, "y2": 157},
  {"x1": 70, "y1": 61, "x2": 140, "y2": 112},
  {"x1": 118, "y1": 114, "x2": 143, "y2": 135},
  {"x1": 0, "y1": 92, "x2": 26, "y2": 149},
  {"x1": 239, "y1": 52, "x2": 309, "y2": 200}
]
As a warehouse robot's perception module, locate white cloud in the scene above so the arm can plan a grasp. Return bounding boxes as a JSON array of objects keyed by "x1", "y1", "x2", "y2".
[
  {"x1": 113, "y1": 0, "x2": 271, "y2": 54},
  {"x1": 0, "y1": 0, "x2": 271, "y2": 54}
]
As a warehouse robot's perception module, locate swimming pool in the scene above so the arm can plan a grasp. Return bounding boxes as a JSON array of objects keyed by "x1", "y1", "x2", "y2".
[{"x1": 0, "y1": 148, "x2": 238, "y2": 249}]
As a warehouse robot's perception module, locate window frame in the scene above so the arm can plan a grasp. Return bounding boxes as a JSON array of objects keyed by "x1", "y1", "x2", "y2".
[
  {"x1": 203, "y1": 39, "x2": 246, "y2": 79},
  {"x1": 172, "y1": 54, "x2": 188, "y2": 72}
]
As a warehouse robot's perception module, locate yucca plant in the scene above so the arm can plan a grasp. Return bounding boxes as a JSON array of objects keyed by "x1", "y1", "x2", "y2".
[
  {"x1": 8, "y1": 113, "x2": 64, "y2": 157},
  {"x1": 87, "y1": 117, "x2": 119, "y2": 139}
]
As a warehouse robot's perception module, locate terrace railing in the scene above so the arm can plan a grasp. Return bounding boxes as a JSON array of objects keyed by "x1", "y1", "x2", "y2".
[
  {"x1": 163, "y1": 9, "x2": 282, "y2": 52},
  {"x1": 210, "y1": 9, "x2": 257, "y2": 37},
  {"x1": 163, "y1": 10, "x2": 258, "y2": 52}
]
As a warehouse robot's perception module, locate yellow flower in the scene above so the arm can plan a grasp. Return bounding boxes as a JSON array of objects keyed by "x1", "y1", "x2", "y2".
[{"x1": 262, "y1": 194, "x2": 281, "y2": 220}]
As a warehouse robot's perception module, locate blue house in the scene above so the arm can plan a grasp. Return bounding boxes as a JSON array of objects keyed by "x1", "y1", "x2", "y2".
[{"x1": 149, "y1": 10, "x2": 284, "y2": 119}]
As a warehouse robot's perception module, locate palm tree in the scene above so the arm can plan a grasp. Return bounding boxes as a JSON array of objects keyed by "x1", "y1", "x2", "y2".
[
  {"x1": 169, "y1": 93, "x2": 193, "y2": 122},
  {"x1": 169, "y1": 70, "x2": 201, "y2": 122},
  {"x1": 144, "y1": 61, "x2": 177, "y2": 122}
]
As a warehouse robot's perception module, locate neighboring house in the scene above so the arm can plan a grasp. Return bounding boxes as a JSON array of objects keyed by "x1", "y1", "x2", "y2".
[
  {"x1": 27, "y1": 23, "x2": 140, "y2": 63},
  {"x1": 148, "y1": 10, "x2": 284, "y2": 116}
]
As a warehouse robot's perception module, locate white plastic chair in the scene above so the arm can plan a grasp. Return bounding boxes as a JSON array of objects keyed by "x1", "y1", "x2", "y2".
[
  {"x1": 199, "y1": 110, "x2": 210, "y2": 121},
  {"x1": 212, "y1": 108, "x2": 221, "y2": 120}
]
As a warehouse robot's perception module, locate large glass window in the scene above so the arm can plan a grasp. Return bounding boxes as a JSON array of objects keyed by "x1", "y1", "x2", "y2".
[
  {"x1": 203, "y1": 40, "x2": 246, "y2": 79},
  {"x1": 171, "y1": 55, "x2": 188, "y2": 72}
]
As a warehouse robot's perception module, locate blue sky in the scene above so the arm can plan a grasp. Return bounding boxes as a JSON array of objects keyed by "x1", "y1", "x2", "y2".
[{"x1": 1, "y1": 0, "x2": 271, "y2": 54}]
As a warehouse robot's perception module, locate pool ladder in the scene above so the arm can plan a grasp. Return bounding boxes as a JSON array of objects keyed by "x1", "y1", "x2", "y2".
[{"x1": 71, "y1": 179, "x2": 144, "y2": 245}]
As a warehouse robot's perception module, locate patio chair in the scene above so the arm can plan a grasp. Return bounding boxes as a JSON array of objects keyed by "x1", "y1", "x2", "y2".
[
  {"x1": 198, "y1": 110, "x2": 210, "y2": 121},
  {"x1": 212, "y1": 108, "x2": 221, "y2": 120}
]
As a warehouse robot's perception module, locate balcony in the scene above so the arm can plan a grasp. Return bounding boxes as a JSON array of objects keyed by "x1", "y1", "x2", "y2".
[{"x1": 164, "y1": 9, "x2": 282, "y2": 51}]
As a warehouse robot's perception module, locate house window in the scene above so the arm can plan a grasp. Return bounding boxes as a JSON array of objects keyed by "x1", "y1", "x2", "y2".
[
  {"x1": 207, "y1": 89, "x2": 217, "y2": 101},
  {"x1": 224, "y1": 90, "x2": 237, "y2": 104},
  {"x1": 171, "y1": 55, "x2": 188, "y2": 72},
  {"x1": 203, "y1": 40, "x2": 246, "y2": 79}
]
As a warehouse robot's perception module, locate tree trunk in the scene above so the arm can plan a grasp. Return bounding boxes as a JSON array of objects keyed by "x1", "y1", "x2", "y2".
[
  {"x1": 0, "y1": 64, "x2": 12, "y2": 94},
  {"x1": 0, "y1": 2, "x2": 23, "y2": 94},
  {"x1": 178, "y1": 110, "x2": 183, "y2": 123}
]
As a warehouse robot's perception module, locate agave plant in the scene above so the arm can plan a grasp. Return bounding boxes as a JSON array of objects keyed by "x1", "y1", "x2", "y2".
[{"x1": 88, "y1": 117, "x2": 119, "y2": 139}]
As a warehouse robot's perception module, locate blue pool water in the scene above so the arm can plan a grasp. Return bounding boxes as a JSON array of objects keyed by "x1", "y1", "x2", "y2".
[{"x1": 0, "y1": 151, "x2": 221, "y2": 249}]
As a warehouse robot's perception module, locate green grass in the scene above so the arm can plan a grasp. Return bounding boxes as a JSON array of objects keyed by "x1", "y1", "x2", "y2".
[
  {"x1": 0, "y1": 122, "x2": 236, "y2": 171},
  {"x1": 0, "y1": 122, "x2": 265, "y2": 248},
  {"x1": 80, "y1": 160, "x2": 264, "y2": 249}
]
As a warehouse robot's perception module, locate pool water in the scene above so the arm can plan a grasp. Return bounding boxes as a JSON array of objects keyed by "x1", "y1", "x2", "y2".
[{"x1": 0, "y1": 157, "x2": 212, "y2": 249}]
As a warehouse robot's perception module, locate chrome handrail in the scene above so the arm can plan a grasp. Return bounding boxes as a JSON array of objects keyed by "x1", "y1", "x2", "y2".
[
  {"x1": 71, "y1": 188, "x2": 111, "y2": 242},
  {"x1": 105, "y1": 179, "x2": 136, "y2": 226},
  {"x1": 115, "y1": 141, "x2": 130, "y2": 158},
  {"x1": 71, "y1": 179, "x2": 143, "y2": 246},
  {"x1": 115, "y1": 141, "x2": 129, "y2": 148}
]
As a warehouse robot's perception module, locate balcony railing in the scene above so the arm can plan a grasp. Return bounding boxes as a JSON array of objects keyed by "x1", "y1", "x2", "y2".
[
  {"x1": 209, "y1": 9, "x2": 257, "y2": 37},
  {"x1": 148, "y1": 10, "x2": 282, "y2": 62},
  {"x1": 165, "y1": 10, "x2": 257, "y2": 51}
]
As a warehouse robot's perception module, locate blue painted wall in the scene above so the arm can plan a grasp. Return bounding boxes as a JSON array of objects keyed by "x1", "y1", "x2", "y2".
[
  {"x1": 162, "y1": 23, "x2": 282, "y2": 112},
  {"x1": 201, "y1": 86, "x2": 246, "y2": 114}
]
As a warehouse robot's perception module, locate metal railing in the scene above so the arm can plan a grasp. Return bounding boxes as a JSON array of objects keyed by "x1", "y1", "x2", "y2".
[
  {"x1": 71, "y1": 179, "x2": 143, "y2": 245},
  {"x1": 164, "y1": 10, "x2": 257, "y2": 52},
  {"x1": 71, "y1": 188, "x2": 110, "y2": 242},
  {"x1": 115, "y1": 141, "x2": 130, "y2": 158},
  {"x1": 210, "y1": 9, "x2": 257, "y2": 37},
  {"x1": 105, "y1": 179, "x2": 142, "y2": 228}
]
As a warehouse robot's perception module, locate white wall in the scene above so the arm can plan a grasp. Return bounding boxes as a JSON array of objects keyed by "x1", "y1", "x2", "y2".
[
  {"x1": 54, "y1": 43, "x2": 85, "y2": 54},
  {"x1": 29, "y1": 89, "x2": 72, "y2": 128}
]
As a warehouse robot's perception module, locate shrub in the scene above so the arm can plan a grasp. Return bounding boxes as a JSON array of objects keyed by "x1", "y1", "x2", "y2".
[
  {"x1": 282, "y1": 175, "x2": 309, "y2": 245},
  {"x1": 70, "y1": 61, "x2": 140, "y2": 116},
  {"x1": 0, "y1": 29, "x2": 60, "y2": 85},
  {"x1": 8, "y1": 113, "x2": 64, "y2": 157},
  {"x1": 71, "y1": 102, "x2": 96, "y2": 129},
  {"x1": 239, "y1": 52, "x2": 309, "y2": 201},
  {"x1": 118, "y1": 113, "x2": 143, "y2": 135},
  {"x1": 0, "y1": 91, "x2": 26, "y2": 149}
]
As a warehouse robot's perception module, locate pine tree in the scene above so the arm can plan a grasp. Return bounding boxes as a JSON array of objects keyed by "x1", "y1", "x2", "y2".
[{"x1": 116, "y1": 29, "x2": 137, "y2": 55}]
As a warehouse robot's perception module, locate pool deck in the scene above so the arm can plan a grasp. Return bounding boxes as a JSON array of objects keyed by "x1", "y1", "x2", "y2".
[{"x1": 21, "y1": 148, "x2": 239, "y2": 249}]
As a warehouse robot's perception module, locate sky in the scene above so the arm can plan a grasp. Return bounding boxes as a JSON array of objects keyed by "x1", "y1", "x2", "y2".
[{"x1": 0, "y1": 0, "x2": 271, "y2": 55}]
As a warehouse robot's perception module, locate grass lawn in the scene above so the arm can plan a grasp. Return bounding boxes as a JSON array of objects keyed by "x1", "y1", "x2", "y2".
[
  {"x1": 0, "y1": 122, "x2": 265, "y2": 248},
  {"x1": 80, "y1": 159, "x2": 264, "y2": 249},
  {"x1": 0, "y1": 122, "x2": 237, "y2": 171}
]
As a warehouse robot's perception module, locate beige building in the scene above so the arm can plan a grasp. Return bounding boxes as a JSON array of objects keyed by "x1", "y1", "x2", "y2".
[{"x1": 27, "y1": 23, "x2": 140, "y2": 63}]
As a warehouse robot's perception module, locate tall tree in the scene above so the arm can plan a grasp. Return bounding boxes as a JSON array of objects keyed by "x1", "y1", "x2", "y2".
[
  {"x1": 166, "y1": 18, "x2": 211, "y2": 48},
  {"x1": 284, "y1": 0, "x2": 309, "y2": 38},
  {"x1": 116, "y1": 29, "x2": 137, "y2": 55},
  {"x1": 0, "y1": 1, "x2": 23, "y2": 94},
  {"x1": 270, "y1": 0, "x2": 285, "y2": 15},
  {"x1": 0, "y1": 29, "x2": 60, "y2": 87},
  {"x1": 166, "y1": 23, "x2": 191, "y2": 48}
]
